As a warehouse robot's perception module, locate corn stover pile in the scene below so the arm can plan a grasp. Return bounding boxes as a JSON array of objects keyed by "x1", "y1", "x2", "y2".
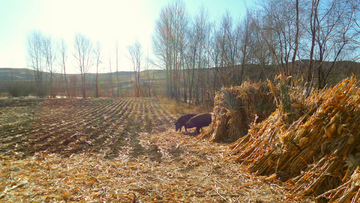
[{"x1": 204, "y1": 76, "x2": 360, "y2": 202}]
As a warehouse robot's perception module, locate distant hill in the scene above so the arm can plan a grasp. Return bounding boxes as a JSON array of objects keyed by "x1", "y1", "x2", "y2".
[
  {"x1": 0, "y1": 68, "x2": 35, "y2": 81},
  {"x1": 2, "y1": 60, "x2": 359, "y2": 86},
  {"x1": 0, "y1": 68, "x2": 151, "y2": 81}
]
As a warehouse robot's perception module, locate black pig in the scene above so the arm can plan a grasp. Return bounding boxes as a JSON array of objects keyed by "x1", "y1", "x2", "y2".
[
  {"x1": 175, "y1": 114, "x2": 197, "y2": 132},
  {"x1": 185, "y1": 113, "x2": 212, "y2": 134}
]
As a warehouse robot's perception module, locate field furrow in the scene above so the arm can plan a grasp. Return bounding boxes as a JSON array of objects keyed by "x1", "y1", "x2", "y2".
[{"x1": 0, "y1": 98, "x2": 171, "y2": 158}]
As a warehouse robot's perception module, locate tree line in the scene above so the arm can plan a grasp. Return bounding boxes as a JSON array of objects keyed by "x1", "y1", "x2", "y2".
[
  {"x1": 26, "y1": 31, "x2": 145, "y2": 98},
  {"x1": 23, "y1": 0, "x2": 360, "y2": 102},
  {"x1": 152, "y1": 0, "x2": 360, "y2": 104}
]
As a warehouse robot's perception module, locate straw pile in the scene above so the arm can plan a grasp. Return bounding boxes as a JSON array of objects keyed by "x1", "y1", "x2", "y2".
[
  {"x1": 202, "y1": 80, "x2": 277, "y2": 142},
  {"x1": 217, "y1": 76, "x2": 360, "y2": 201}
]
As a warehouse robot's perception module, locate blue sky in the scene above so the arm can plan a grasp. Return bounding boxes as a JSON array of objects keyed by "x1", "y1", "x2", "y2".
[{"x1": 0, "y1": 0, "x2": 256, "y2": 73}]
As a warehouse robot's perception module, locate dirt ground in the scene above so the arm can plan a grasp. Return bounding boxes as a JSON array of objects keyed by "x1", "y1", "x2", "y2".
[{"x1": 0, "y1": 98, "x2": 313, "y2": 202}]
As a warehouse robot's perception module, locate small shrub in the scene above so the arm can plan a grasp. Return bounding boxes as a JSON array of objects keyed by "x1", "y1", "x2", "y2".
[{"x1": 7, "y1": 81, "x2": 35, "y2": 97}]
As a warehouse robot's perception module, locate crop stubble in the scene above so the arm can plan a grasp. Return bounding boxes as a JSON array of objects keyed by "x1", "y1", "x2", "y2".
[
  {"x1": 0, "y1": 98, "x2": 176, "y2": 160},
  {"x1": 0, "y1": 97, "x2": 310, "y2": 202}
]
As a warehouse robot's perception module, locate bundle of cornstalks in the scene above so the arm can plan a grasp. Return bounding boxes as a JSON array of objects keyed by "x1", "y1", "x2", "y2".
[
  {"x1": 201, "y1": 80, "x2": 277, "y2": 142},
  {"x1": 227, "y1": 76, "x2": 360, "y2": 201}
]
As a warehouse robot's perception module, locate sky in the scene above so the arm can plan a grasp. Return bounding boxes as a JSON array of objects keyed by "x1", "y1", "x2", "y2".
[{"x1": 0, "y1": 0, "x2": 256, "y2": 74}]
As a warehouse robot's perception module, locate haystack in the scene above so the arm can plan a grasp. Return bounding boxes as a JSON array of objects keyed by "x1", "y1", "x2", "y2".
[
  {"x1": 201, "y1": 80, "x2": 277, "y2": 142},
  {"x1": 227, "y1": 76, "x2": 360, "y2": 201}
]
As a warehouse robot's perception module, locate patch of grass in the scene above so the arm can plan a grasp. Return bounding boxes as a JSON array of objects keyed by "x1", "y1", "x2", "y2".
[
  {"x1": 0, "y1": 92, "x2": 10, "y2": 98},
  {"x1": 158, "y1": 97, "x2": 213, "y2": 115}
]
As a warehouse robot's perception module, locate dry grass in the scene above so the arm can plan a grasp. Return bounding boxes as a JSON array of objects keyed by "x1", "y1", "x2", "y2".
[
  {"x1": 0, "y1": 92, "x2": 10, "y2": 98},
  {"x1": 157, "y1": 97, "x2": 212, "y2": 115}
]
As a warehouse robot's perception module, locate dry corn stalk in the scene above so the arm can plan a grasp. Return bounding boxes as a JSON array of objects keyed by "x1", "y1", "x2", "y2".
[
  {"x1": 200, "y1": 80, "x2": 277, "y2": 142},
  {"x1": 229, "y1": 76, "x2": 360, "y2": 201}
]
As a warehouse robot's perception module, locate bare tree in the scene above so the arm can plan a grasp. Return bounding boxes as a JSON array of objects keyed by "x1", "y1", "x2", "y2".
[
  {"x1": 248, "y1": 11, "x2": 272, "y2": 79},
  {"x1": 127, "y1": 40, "x2": 143, "y2": 97},
  {"x1": 290, "y1": 0, "x2": 300, "y2": 85},
  {"x1": 27, "y1": 30, "x2": 46, "y2": 97},
  {"x1": 73, "y1": 33, "x2": 93, "y2": 99},
  {"x1": 304, "y1": 0, "x2": 356, "y2": 88},
  {"x1": 257, "y1": 0, "x2": 302, "y2": 77},
  {"x1": 144, "y1": 49, "x2": 154, "y2": 97},
  {"x1": 195, "y1": 5, "x2": 210, "y2": 104},
  {"x1": 238, "y1": 10, "x2": 252, "y2": 85},
  {"x1": 43, "y1": 35, "x2": 56, "y2": 97},
  {"x1": 306, "y1": 0, "x2": 319, "y2": 84},
  {"x1": 153, "y1": 0, "x2": 189, "y2": 100},
  {"x1": 317, "y1": 0, "x2": 355, "y2": 88},
  {"x1": 218, "y1": 10, "x2": 236, "y2": 86},
  {"x1": 203, "y1": 20, "x2": 215, "y2": 102},
  {"x1": 94, "y1": 42, "x2": 102, "y2": 98},
  {"x1": 115, "y1": 40, "x2": 120, "y2": 97},
  {"x1": 153, "y1": 11, "x2": 171, "y2": 97},
  {"x1": 352, "y1": 2, "x2": 360, "y2": 61},
  {"x1": 59, "y1": 38, "x2": 70, "y2": 97},
  {"x1": 209, "y1": 24, "x2": 222, "y2": 95},
  {"x1": 186, "y1": 5, "x2": 210, "y2": 104},
  {"x1": 210, "y1": 10, "x2": 243, "y2": 87},
  {"x1": 149, "y1": 0, "x2": 360, "y2": 101},
  {"x1": 109, "y1": 55, "x2": 114, "y2": 96},
  {"x1": 187, "y1": 15, "x2": 200, "y2": 104}
]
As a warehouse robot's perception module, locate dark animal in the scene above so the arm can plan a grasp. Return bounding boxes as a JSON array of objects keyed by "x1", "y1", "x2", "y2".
[
  {"x1": 175, "y1": 114, "x2": 197, "y2": 132},
  {"x1": 185, "y1": 113, "x2": 212, "y2": 134}
]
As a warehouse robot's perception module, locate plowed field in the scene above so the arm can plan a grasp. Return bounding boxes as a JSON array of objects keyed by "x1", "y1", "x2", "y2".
[
  {"x1": 0, "y1": 98, "x2": 311, "y2": 202},
  {"x1": 0, "y1": 98, "x2": 174, "y2": 159}
]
